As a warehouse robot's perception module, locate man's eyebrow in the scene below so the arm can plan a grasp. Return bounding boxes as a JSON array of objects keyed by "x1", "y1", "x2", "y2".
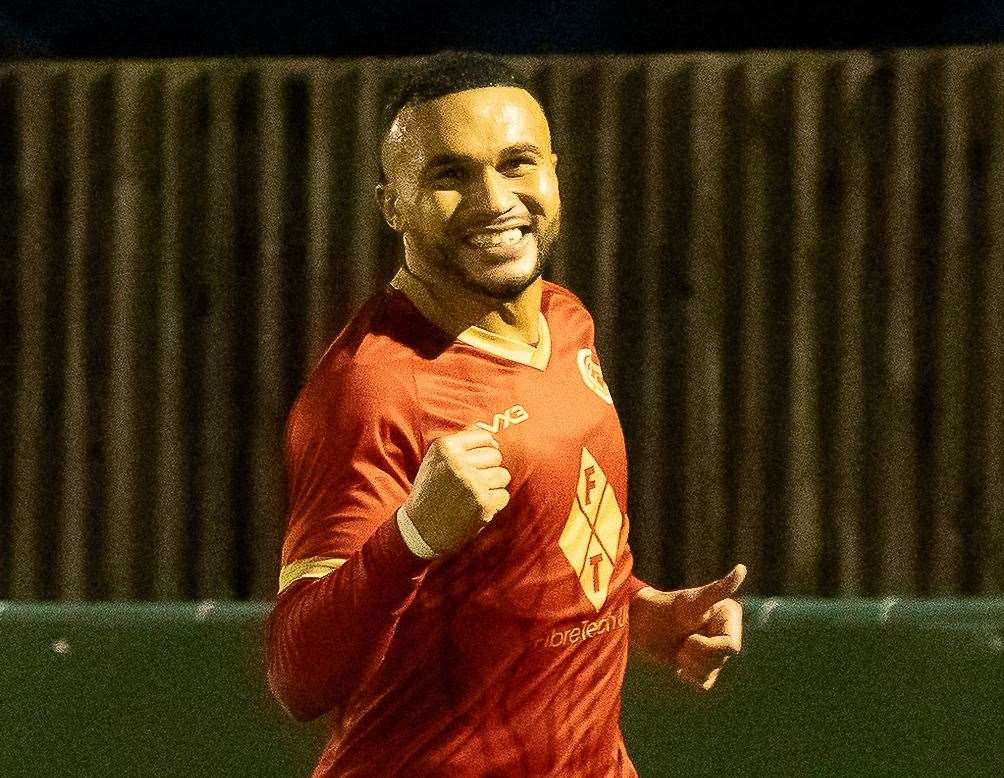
[
  {"x1": 422, "y1": 143, "x2": 545, "y2": 172},
  {"x1": 423, "y1": 152, "x2": 467, "y2": 171},
  {"x1": 500, "y1": 143, "x2": 544, "y2": 157}
]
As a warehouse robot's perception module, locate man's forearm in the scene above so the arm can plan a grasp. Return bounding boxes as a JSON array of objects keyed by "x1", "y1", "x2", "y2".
[
  {"x1": 266, "y1": 514, "x2": 432, "y2": 721},
  {"x1": 627, "y1": 575, "x2": 664, "y2": 654}
]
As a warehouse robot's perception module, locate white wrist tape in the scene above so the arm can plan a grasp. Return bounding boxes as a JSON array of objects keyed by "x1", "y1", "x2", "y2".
[{"x1": 396, "y1": 505, "x2": 438, "y2": 559}]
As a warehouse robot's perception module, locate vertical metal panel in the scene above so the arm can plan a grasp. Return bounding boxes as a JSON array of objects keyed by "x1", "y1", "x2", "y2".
[
  {"x1": 347, "y1": 61, "x2": 394, "y2": 307},
  {"x1": 935, "y1": 57, "x2": 971, "y2": 594},
  {"x1": 107, "y1": 67, "x2": 141, "y2": 598},
  {"x1": 830, "y1": 54, "x2": 870, "y2": 596},
  {"x1": 684, "y1": 55, "x2": 733, "y2": 589},
  {"x1": 645, "y1": 58, "x2": 695, "y2": 589},
  {"x1": 0, "y1": 70, "x2": 19, "y2": 598},
  {"x1": 151, "y1": 65, "x2": 193, "y2": 600},
  {"x1": 0, "y1": 48, "x2": 1001, "y2": 600},
  {"x1": 627, "y1": 58, "x2": 692, "y2": 586},
  {"x1": 59, "y1": 67, "x2": 92, "y2": 600},
  {"x1": 249, "y1": 69, "x2": 286, "y2": 602},
  {"x1": 586, "y1": 61, "x2": 625, "y2": 369},
  {"x1": 9, "y1": 68, "x2": 48, "y2": 598},
  {"x1": 303, "y1": 67, "x2": 336, "y2": 371},
  {"x1": 196, "y1": 68, "x2": 240, "y2": 599},
  {"x1": 980, "y1": 56, "x2": 1004, "y2": 595},
  {"x1": 883, "y1": 53, "x2": 921, "y2": 593},
  {"x1": 787, "y1": 57, "x2": 825, "y2": 595}
]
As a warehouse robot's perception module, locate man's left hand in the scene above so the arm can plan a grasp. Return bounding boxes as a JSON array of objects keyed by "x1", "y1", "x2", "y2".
[{"x1": 629, "y1": 564, "x2": 747, "y2": 692}]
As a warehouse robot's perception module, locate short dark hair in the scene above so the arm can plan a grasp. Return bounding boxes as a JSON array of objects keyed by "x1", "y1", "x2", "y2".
[
  {"x1": 378, "y1": 51, "x2": 543, "y2": 180},
  {"x1": 380, "y1": 51, "x2": 540, "y2": 137}
]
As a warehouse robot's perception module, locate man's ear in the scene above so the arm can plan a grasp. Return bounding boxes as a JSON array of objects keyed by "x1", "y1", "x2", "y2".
[
  {"x1": 551, "y1": 152, "x2": 558, "y2": 171},
  {"x1": 375, "y1": 183, "x2": 403, "y2": 232}
]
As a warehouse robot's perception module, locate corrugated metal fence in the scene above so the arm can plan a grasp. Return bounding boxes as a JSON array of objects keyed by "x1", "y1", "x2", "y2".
[{"x1": 1, "y1": 47, "x2": 1002, "y2": 600}]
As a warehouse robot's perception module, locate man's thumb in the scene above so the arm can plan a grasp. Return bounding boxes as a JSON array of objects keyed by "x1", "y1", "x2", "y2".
[{"x1": 692, "y1": 563, "x2": 747, "y2": 611}]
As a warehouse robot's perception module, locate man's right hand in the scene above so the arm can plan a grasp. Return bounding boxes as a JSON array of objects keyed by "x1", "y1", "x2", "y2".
[{"x1": 402, "y1": 426, "x2": 512, "y2": 555}]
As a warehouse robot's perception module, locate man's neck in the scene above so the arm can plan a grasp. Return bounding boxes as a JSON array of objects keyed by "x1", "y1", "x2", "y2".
[{"x1": 398, "y1": 260, "x2": 542, "y2": 346}]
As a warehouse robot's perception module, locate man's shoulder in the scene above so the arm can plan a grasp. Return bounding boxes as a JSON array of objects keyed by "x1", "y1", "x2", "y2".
[
  {"x1": 296, "y1": 288, "x2": 426, "y2": 414},
  {"x1": 541, "y1": 278, "x2": 595, "y2": 324},
  {"x1": 287, "y1": 346, "x2": 417, "y2": 447},
  {"x1": 314, "y1": 346, "x2": 414, "y2": 397},
  {"x1": 542, "y1": 278, "x2": 581, "y2": 304},
  {"x1": 320, "y1": 282, "x2": 453, "y2": 371}
]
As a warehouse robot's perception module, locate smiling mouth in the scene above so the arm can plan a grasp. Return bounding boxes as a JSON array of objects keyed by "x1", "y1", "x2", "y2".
[{"x1": 462, "y1": 225, "x2": 531, "y2": 250}]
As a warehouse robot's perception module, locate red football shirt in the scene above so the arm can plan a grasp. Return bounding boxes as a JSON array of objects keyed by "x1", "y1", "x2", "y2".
[{"x1": 268, "y1": 267, "x2": 649, "y2": 777}]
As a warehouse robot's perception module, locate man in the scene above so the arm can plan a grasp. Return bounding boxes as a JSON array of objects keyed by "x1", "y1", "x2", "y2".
[{"x1": 267, "y1": 51, "x2": 745, "y2": 777}]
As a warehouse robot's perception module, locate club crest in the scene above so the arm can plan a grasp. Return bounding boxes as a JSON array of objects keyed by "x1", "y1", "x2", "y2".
[{"x1": 577, "y1": 348, "x2": 613, "y2": 405}]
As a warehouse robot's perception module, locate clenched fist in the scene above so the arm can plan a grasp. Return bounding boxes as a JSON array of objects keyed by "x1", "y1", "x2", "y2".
[{"x1": 402, "y1": 426, "x2": 512, "y2": 555}]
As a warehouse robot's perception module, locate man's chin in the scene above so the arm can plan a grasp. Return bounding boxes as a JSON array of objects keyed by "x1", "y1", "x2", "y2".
[
  {"x1": 470, "y1": 277, "x2": 539, "y2": 301},
  {"x1": 461, "y1": 263, "x2": 544, "y2": 301}
]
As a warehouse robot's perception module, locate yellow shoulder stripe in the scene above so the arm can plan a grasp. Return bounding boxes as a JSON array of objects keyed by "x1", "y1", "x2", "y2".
[{"x1": 278, "y1": 556, "x2": 348, "y2": 594}]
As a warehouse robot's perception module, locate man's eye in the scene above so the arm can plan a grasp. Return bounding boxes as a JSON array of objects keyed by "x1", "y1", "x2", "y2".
[
  {"x1": 433, "y1": 168, "x2": 461, "y2": 182},
  {"x1": 501, "y1": 157, "x2": 537, "y2": 174}
]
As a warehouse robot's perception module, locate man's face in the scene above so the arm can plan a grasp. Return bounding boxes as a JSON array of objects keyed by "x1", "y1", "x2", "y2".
[{"x1": 379, "y1": 86, "x2": 561, "y2": 300}]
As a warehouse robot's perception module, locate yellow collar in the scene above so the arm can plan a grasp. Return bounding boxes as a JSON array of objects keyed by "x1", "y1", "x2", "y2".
[{"x1": 390, "y1": 267, "x2": 551, "y2": 371}]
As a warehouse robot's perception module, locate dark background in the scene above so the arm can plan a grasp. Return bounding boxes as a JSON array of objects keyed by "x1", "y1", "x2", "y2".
[
  {"x1": 1, "y1": 0, "x2": 1003, "y2": 59},
  {"x1": 0, "y1": 12, "x2": 1000, "y2": 777},
  {"x1": 2, "y1": 5, "x2": 1001, "y2": 601}
]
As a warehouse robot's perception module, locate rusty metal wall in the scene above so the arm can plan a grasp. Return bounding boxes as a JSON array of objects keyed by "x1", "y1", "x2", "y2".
[{"x1": 1, "y1": 47, "x2": 1001, "y2": 599}]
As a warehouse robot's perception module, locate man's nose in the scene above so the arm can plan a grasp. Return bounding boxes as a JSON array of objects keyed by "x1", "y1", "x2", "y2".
[{"x1": 466, "y1": 167, "x2": 517, "y2": 213}]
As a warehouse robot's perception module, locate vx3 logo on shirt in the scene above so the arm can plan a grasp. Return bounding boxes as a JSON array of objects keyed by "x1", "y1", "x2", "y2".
[{"x1": 474, "y1": 404, "x2": 530, "y2": 434}]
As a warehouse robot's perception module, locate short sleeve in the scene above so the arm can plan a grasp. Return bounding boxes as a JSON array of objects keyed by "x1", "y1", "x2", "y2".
[{"x1": 278, "y1": 359, "x2": 423, "y2": 592}]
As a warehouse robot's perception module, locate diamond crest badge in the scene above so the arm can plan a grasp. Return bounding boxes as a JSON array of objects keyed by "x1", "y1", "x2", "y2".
[{"x1": 559, "y1": 447, "x2": 624, "y2": 611}]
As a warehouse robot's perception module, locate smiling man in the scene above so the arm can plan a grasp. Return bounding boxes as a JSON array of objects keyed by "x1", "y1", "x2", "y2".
[{"x1": 266, "y1": 51, "x2": 746, "y2": 777}]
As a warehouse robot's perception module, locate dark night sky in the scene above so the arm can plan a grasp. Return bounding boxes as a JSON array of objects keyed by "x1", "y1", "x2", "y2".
[{"x1": 1, "y1": 0, "x2": 1002, "y2": 59}]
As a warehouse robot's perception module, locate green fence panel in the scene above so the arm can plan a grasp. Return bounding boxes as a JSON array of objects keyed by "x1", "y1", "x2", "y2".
[
  {"x1": 622, "y1": 599, "x2": 1004, "y2": 777},
  {"x1": 0, "y1": 602, "x2": 324, "y2": 777},
  {"x1": 1, "y1": 599, "x2": 1001, "y2": 777}
]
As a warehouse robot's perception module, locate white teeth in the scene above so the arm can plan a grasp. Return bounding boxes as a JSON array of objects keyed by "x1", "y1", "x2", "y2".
[
  {"x1": 465, "y1": 227, "x2": 524, "y2": 249},
  {"x1": 503, "y1": 228, "x2": 523, "y2": 245}
]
